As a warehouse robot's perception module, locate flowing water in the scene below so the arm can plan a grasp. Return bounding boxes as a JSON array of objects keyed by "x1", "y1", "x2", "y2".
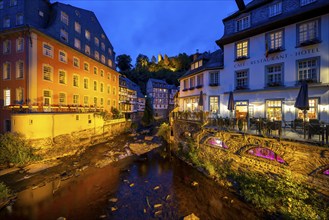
[{"x1": 1, "y1": 148, "x2": 261, "y2": 220}]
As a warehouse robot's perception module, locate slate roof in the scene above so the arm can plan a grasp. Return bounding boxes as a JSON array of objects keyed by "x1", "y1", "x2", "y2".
[{"x1": 180, "y1": 49, "x2": 223, "y2": 80}]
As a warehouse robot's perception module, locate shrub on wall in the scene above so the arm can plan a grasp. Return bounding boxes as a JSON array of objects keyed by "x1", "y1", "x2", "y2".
[
  {"x1": 0, "y1": 182, "x2": 11, "y2": 202},
  {"x1": 0, "y1": 132, "x2": 40, "y2": 166}
]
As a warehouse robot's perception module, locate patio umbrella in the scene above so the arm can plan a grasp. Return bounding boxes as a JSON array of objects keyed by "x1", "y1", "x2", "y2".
[
  {"x1": 198, "y1": 91, "x2": 203, "y2": 107},
  {"x1": 294, "y1": 80, "x2": 309, "y2": 138},
  {"x1": 228, "y1": 91, "x2": 235, "y2": 115}
]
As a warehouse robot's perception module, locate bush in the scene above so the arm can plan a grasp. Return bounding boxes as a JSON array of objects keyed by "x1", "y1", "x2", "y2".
[
  {"x1": 0, "y1": 132, "x2": 40, "y2": 166},
  {"x1": 0, "y1": 182, "x2": 11, "y2": 201},
  {"x1": 157, "y1": 122, "x2": 171, "y2": 143}
]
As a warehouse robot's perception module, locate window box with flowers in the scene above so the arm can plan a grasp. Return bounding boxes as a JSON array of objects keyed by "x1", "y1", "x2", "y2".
[
  {"x1": 299, "y1": 38, "x2": 321, "y2": 47},
  {"x1": 267, "y1": 47, "x2": 284, "y2": 54}
]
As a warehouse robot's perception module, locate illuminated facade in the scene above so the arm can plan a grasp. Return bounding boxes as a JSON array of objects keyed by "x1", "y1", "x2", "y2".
[
  {"x1": 0, "y1": 0, "x2": 119, "y2": 133},
  {"x1": 216, "y1": 0, "x2": 329, "y2": 123}
]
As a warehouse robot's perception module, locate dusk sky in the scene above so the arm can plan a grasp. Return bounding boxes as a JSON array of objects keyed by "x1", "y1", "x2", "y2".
[{"x1": 52, "y1": 0, "x2": 245, "y2": 65}]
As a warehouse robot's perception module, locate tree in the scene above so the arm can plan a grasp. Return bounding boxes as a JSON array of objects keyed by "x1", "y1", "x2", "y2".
[
  {"x1": 151, "y1": 55, "x2": 157, "y2": 63},
  {"x1": 116, "y1": 54, "x2": 132, "y2": 73},
  {"x1": 141, "y1": 97, "x2": 154, "y2": 126},
  {"x1": 135, "y1": 54, "x2": 149, "y2": 72}
]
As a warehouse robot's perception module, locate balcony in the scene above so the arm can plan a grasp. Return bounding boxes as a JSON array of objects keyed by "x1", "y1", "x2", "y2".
[{"x1": 6, "y1": 104, "x2": 105, "y2": 114}]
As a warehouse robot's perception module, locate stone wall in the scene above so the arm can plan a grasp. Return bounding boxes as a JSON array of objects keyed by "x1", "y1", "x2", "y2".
[{"x1": 173, "y1": 119, "x2": 329, "y2": 195}]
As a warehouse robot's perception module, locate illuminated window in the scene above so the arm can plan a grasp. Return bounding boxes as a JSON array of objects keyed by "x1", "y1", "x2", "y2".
[
  {"x1": 236, "y1": 40, "x2": 249, "y2": 59},
  {"x1": 266, "y1": 100, "x2": 282, "y2": 120},
  {"x1": 83, "y1": 78, "x2": 89, "y2": 89},
  {"x1": 84, "y1": 62, "x2": 89, "y2": 72},
  {"x1": 93, "y1": 80, "x2": 97, "y2": 91},
  {"x1": 3, "y1": 40, "x2": 11, "y2": 54},
  {"x1": 3, "y1": 62, "x2": 11, "y2": 80},
  {"x1": 16, "y1": 60, "x2": 23, "y2": 79},
  {"x1": 101, "y1": 55, "x2": 105, "y2": 64},
  {"x1": 61, "y1": 11, "x2": 68, "y2": 25},
  {"x1": 60, "y1": 29, "x2": 68, "y2": 42},
  {"x1": 266, "y1": 64, "x2": 283, "y2": 86},
  {"x1": 100, "y1": 83, "x2": 104, "y2": 92},
  {"x1": 298, "y1": 19, "x2": 319, "y2": 45},
  {"x1": 269, "y1": 1, "x2": 282, "y2": 17},
  {"x1": 108, "y1": 48, "x2": 112, "y2": 56},
  {"x1": 100, "y1": 69, "x2": 104, "y2": 77},
  {"x1": 59, "y1": 92, "x2": 66, "y2": 105},
  {"x1": 43, "y1": 43, "x2": 53, "y2": 58},
  {"x1": 73, "y1": 94, "x2": 79, "y2": 104},
  {"x1": 236, "y1": 16, "x2": 250, "y2": 31},
  {"x1": 59, "y1": 50, "x2": 67, "y2": 63},
  {"x1": 74, "y1": 22, "x2": 81, "y2": 33},
  {"x1": 297, "y1": 57, "x2": 319, "y2": 82},
  {"x1": 3, "y1": 17, "x2": 10, "y2": 28},
  {"x1": 42, "y1": 64, "x2": 53, "y2": 81},
  {"x1": 73, "y1": 57, "x2": 80, "y2": 68},
  {"x1": 94, "y1": 51, "x2": 99, "y2": 60},
  {"x1": 16, "y1": 37, "x2": 24, "y2": 52},
  {"x1": 4, "y1": 89, "x2": 11, "y2": 106},
  {"x1": 297, "y1": 98, "x2": 318, "y2": 119},
  {"x1": 85, "y1": 45, "x2": 90, "y2": 55},
  {"x1": 266, "y1": 30, "x2": 284, "y2": 51},
  {"x1": 108, "y1": 59, "x2": 113, "y2": 67},
  {"x1": 93, "y1": 66, "x2": 98, "y2": 75},
  {"x1": 59, "y1": 70, "x2": 67, "y2": 84},
  {"x1": 101, "y1": 42, "x2": 105, "y2": 51},
  {"x1": 209, "y1": 96, "x2": 219, "y2": 113},
  {"x1": 94, "y1": 37, "x2": 99, "y2": 47},
  {"x1": 301, "y1": 0, "x2": 316, "y2": 6},
  {"x1": 16, "y1": 13, "x2": 23, "y2": 25},
  {"x1": 84, "y1": 96, "x2": 89, "y2": 106},
  {"x1": 16, "y1": 87, "x2": 23, "y2": 104},
  {"x1": 43, "y1": 90, "x2": 52, "y2": 105},
  {"x1": 73, "y1": 74, "x2": 79, "y2": 87},
  {"x1": 85, "y1": 30, "x2": 90, "y2": 40},
  {"x1": 74, "y1": 38, "x2": 81, "y2": 49},
  {"x1": 236, "y1": 70, "x2": 248, "y2": 89}
]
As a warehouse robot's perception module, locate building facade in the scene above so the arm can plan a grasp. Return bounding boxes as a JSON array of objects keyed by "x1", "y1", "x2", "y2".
[
  {"x1": 178, "y1": 50, "x2": 223, "y2": 113},
  {"x1": 216, "y1": 0, "x2": 329, "y2": 123},
  {"x1": 0, "y1": 0, "x2": 120, "y2": 133}
]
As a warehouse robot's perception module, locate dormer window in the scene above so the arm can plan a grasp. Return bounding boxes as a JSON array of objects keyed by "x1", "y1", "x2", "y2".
[
  {"x1": 236, "y1": 15, "x2": 250, "y2": 32},
  {"x1": 191, "y1": 60, "x2": 203, "y2": 70},
  {"x1": 85, "y1": 30, "x2": 90, "y2": 40},
  {"x1": 94, "y1": 37, "x2": 99, "y2": 47},
  {"x1": 60, "y1": 29, "x2": 68, "y2": 42},
  {"x1": 300, "y1": 0, "x2": 316, "y2": 6},
  {"x1": 269, "y1": 1, "x2": 282, "y2": 17}
]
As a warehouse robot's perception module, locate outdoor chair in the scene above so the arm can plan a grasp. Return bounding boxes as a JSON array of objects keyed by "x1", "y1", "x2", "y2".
[
  {"x1": 307, "y1": 120, "x2": 324, "y2": 141},
  {"x1": 293, "y1": 119, "x2": 303, "y2": 130},
  {"x1": 267, "y1": 121, "x2": 282, "y2": 136}
]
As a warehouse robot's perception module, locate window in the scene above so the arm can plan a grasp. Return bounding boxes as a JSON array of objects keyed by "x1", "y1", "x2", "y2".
[
  {"x1": 84, "y1": 78, "x2": 89, "y2": 89},
  {"x1": 16, "y1": 14, "x2": 23, "y2": 25},
  {"x1": 269, "y1": 1, "x2": 282, "y2": 17},
  {"x1": 16, "y1": 61, "x2": 24, "y2": 79},
  {"x1": 300, "y1": 0, "x2": 316, "y2": 6},
  {"x1": 100, "y1": 98, "x2": 104, "y2": 106},
  {"x1": 73, "y1": 95, "x2": 79, "y2": 105},
  {"x1": 183, "y1": 79, "x2": 188, "y2": 90},
  {"x1": 298, "y1": 19, "x2": 320, "y2": 45},
  {"x1": 94, "y1": 51, "x2": 99, "y2": 60},
  {"x1": 74, "y1": 38, "x2": 81, "y2": 49},
  {"x1": 3, "y1": 40, "x2": 11, "y2": 54},
  {"x1": 4, "y1": 89, "x2": 10, "y2": 106},
  {"x1": 93, "y1": 67, "x2": 98, "y2": 75},
  {"x1": 84, "y1": 96, "x2": 89, "y2": 106},
  {"x1": 59, "y1": 93, "x2": 66, "y2": 105},
  {"x1": 85, "y1": 45, "x2": 90, "y2": 55},
  {"x1": 73, "y1": 57, "x2": 80, "y2": 68},
  {"x1": 93, "y1": 97, "x2": 97, "y2": 106},
  {"x1": 39, "y1": 10, "x2": 44, "y2": 17},
  {"x1": 59, "y1": 50, "x2": 67, "y2": 63},
  {"x1": 84, "y1": 62, "x2": 89, "y2": 71},
  {"x1": 101, "y1": 42, "x2": 105, "y2": 51},
  {"x1": 266, "y1": 64, "x2": 283, "y2": 86},
  {"x1": 94, "y1": 37, "x2": 99, "y2": 47},
  {"x1": 297, "y1": 57, "x2": 319, "y2": 82},
  {"x1": 189, "y1": 77, "x2": 195, "y2": 89},
  {"x1": 209, "y1": 71, "x2": 219, "y2": 86},
  {"x1": 93, "y1": 80, "x2": 97, "y2": 91},
  {"x1": 4, "y1": 17, "x2": 10, "y2": 28},
  {"x1": 61, "y1": 11, "x2": 68, "y2": 25},
  {"x1": 266, "y1": 100, "x2": 282, "y2": 120},
  {"x1": 3, "y1": 62, "x2": 11, "y2": 80},
  {"x1": 60, "y1": 29, "x2": 68, "y2": 42},
  {"x1": 236, "y1": 70, "x2": 248, "y2": 89},
  {"x1": 107, "y1": 99, "x2": 111, "y2": 106},
  {"x1": 73, "y1": 74, "x2": 79, "y2": 87},
  {"x1": 85, "y1": 30, "x2": 90, "y2": 40},
  {"x1": 209, "y1": 96, "x2": 219, "y2": 113},
  {"x1": 107, "y1": 85, "x2": 111, "y2": 94},
  {"x1": 236, "y1": 40, "x2": 249, "y2": 60},
  {"x1": 100, "y1": 83, "x2": 104, "y2": 92},
  {"x1": 113, "y1": 75, "x2": 116, "y2": 82},
  {"x1": 113, "y1": 87, "x2": 116, "y2": 95},
  {"x1": 43, "y1": 43, "x2": 53, "y2": 58},
  {"x1": 236, "y1": 16, "x2": 250, "y2": 31},
  {"x1": 266, "y1": 30, "x2": 284, "y2": 52},
  {"x1": 59, "y1": 70, "x2": 67, "y2": 84},
  {"x1": 43, "y1": 90, "x2": 52, "y2": 105},
  {"x1": 10, "y1": 0, "x2": 17, "y2": 6},
  {"x1": 16, "y1": 37, "x2": 24, "y2": 52},
  {"x1": 16, "y1": 87, "x2": 23, "y2": 104},
  {"x1": 75, "y1": 22, "x2": 81, "y2": 33},
  {"x1": 297, "y1": 98, "x2": 318, "y2": 119},
  {"x1": 196, "y1": 74, "x2": 203, "y2": 87},
  {"x1": 100, "y1": 69, "x2": 104, "y2": 77},
  {"x1": 108, "y1": 48, "x2": 113, "y2": 56},
  {"x1": 107, "y1": 73, "x2": 111, "y2": 80},
  {"x1": 43, "y1": 64, "x2": 53, "y2": 81},
  {"x1": 108, "y1": 59, "x2": 113, "y2": 67},
  {"x1": 0, "y1": 0, "x2": 3, "y2": 9},
  {"x1": 101, "y1": 55, "x2": 105, "y2": 64}
]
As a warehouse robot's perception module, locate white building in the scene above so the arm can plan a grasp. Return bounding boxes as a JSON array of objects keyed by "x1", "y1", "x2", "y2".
[
  {"x1": 216, "y1": 0, "x2": 329, "y2": 123},
  {"x1": 178, "y1": 50, "x2": 223, "y2": 113}
]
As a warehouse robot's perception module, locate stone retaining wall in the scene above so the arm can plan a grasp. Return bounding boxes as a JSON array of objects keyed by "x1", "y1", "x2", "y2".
[{"x1": 173, "y1": 119, "x2": 329, "y2": 195}]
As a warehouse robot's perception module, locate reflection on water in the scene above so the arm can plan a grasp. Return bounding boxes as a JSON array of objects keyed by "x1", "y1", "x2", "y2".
[{"x1": 1, "y1": 149, "x2": 260, "y2": 220}]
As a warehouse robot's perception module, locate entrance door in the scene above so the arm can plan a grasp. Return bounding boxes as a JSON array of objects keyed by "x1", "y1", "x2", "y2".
[{"x1": 235, "y1": 101, "x2": 248, "y2": 119}]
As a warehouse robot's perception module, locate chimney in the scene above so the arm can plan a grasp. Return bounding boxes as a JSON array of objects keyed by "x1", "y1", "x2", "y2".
[
  {"x1": 193, "y1": 49, "x2": 200, "y2": 61},
  {"x1": 235, "y1": 0, "x2": 246, "y2": 11}
]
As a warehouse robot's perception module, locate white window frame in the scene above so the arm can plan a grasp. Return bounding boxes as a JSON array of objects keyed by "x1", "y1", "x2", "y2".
[
  {"x1": 59, "y1": 50, "x2": 67, "y2": 63},
  {"x1": 209, "y1": 71, "x2": 219, "y2": 85},
  {"x1": 61, "y1": 11, "x2": 69, "y2": 25},
  {"x1": 85, "y1": 45, "x2": 90, "y2": 55},
  {"x1": 297, "y1": 19, "x2": 320, "y2": 45},
  {"x1": 297, "y1": 57, "x2": 319, "y2": 82},
  {"x1": 93, "y1": 80, "x2": 98, "y2": 91},
  {"x1": 43, "y1": 90, "x2": 52, "y2": 106},
  {"x1": 235, "y1": 69, "x2": 249, "y2": 89},
  {"x1": 209, "y1": 96, "x2": 219, "y2": 113},
  {"x1": 59, "y1": 92, "x2": 66, "y2": 105},
  {"x1": 42, "y1": 64, "x2": 53, "y2": 81},
  {"x1": 16, "y1": 37, "x2": 24, "y2": 52},
  {"x1": 16, "y1": 13, "x2": 23, "y2": 25},
  {"x1": 43, "y1": 43, "x2": 53, "y2": 58},
  {"x1": 300, "y1": 0, "x2": 316, "y2": 6},
  {"x1": 236, "y1": 40, "x2": 249, "y2": 59},
  {"x1": 4, "y1": 89, "x2": 11, "y2": 106},
  {"x1": 73, "y1": 57, "x2": 80, "y2": 68},
  {"x1": 74, "y1": 38, "x2": 81, "y2": 49},
  {"x1": 16, "y1": 60, "x2": 24, "y2": 79},
  {"x1": 269, "y1": 1, "x2": 282, "y2": 17},
  {"x1": 94, "y1": 51, "x2": 99, "y2": 60},
  {"x1": 73, "y1": 94, "x2": 79, "y2": 105},
  {"x1": 84, "y1": 62, "x2": 90, "y2": 72},
  {"x1": 58, "y1": 69, "x2": 67, "y2": 84},
  {"x1": 74, "y1": 22, "x2": 81, "y2": 33},
  {"x1": 73, "y1": 74, "x2": 80, "y2": 87},
  {"x1": 266, "y1": 29, "x2": 284, "y2": 51},
  {"x1": 84, "y1": 78, "x2": 89, "y2": 89},
  {"x1": 60, "y1": 29, "x2": 68, "y2": 42},
  {"x1": 236, "y1": 15, "x2": 250, "y2": 31},
  {"x1": 3, "y1": 62, "x2": 11, "y2": 80},
  {"x1": 266, "y1": 63, "x2": 283, "y2": 86},
  {"x1": 197, "y1": 74, "x2": 203, "y2": 86},
  {"x1": 3, "y1": 40, "x2": 11, "y2": 54},
  {"x1": 16, "y1": 87, "x2": 23, "y2": 104}
]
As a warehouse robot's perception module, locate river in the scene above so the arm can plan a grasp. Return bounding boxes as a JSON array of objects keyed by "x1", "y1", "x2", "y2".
[{"x1": 1, "y1": 144, "x2": 261, "y2": 220}]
